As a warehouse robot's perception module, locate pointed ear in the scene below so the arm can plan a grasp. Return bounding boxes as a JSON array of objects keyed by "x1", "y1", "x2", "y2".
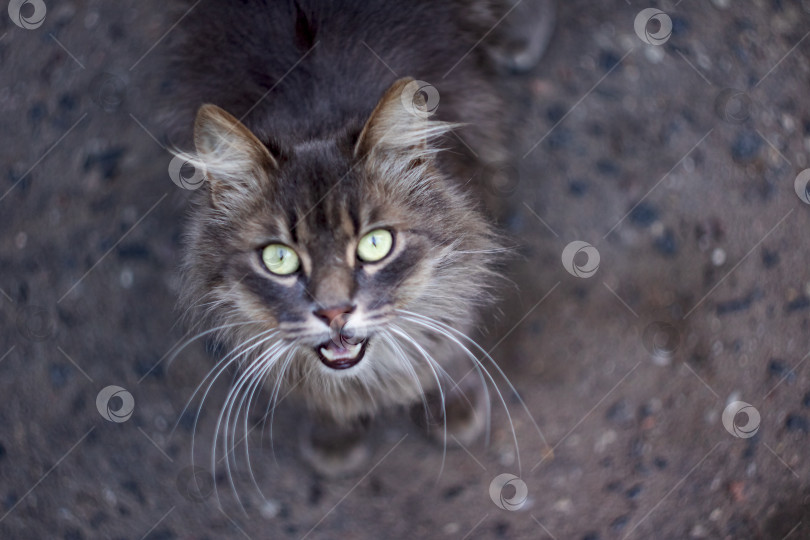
[
  {"x1": 354, "y1": 77, "x2": 454, "y2": 160},
  {"x1": 193, "y1": 104, "x2": 278, "y2": 208}
]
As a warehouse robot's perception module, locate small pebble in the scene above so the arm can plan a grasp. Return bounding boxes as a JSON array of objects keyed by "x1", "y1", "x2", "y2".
[
  {"x1": 761, "y1": 249, "x2": 779, "y2": 268},
  {"x1": 711, "y1": 248, "x2": 726, "y2": 266},
  {"x1": 690, "y1": 524, "x2": 709, "y2": 538},
  {"x1": 120, "y1": 269, "x2": 134, "y2": 289},
  {"x1": 644, "y1": 46, "x2": 665, "y2": 63},
  {"x1": 552, "y1": 498, "x2": 573, "y2": 513},
  {"x1": 595, "y1": 430, "x2": 617, "y2": 452},
  {"x1": 611, "y1": 515, "x2": 629, "y2": 532},
  {"x1": 626, "y1": 484, "x2": 643, "y2": 500},
  {"x1": 653, "y1": 228, "x2": 678, "y2": 256},
  {"x1": 731, "y1": 131, "x2": 762, "y2": 163},
  {"x1": 260, "y1": 500, "x2": 281, "y2": 520},
  {"x1": 768, "y1": 360, "x2": 795, "y2": 383},
  {"x1": 443, "y1": 523, "x2": 460, "y2": 535},
  {"x1": 785, "y1": 414, "x2": 809, "y2": 433},
  {"x1": 629, "y1": 202, "x2": 659, "y2": 227}
]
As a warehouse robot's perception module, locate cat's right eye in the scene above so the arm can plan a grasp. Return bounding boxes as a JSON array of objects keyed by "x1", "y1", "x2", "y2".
[{"x1": 261, "y1": 244, "x2": 300, "y2": 275}]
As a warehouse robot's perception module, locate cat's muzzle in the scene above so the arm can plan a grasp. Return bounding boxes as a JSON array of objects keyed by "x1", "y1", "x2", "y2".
[
  {"x1": 316, "y1": 336, "x2": 368, "y2": 370},
  {"x1": 318, "y1": 321, "x2": 368, "y2": 370}
]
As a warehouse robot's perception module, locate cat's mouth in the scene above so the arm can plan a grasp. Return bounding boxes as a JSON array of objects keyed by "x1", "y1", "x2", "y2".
[{"x1": 316, "y1": 337, "x2": 369, "y2": 370}]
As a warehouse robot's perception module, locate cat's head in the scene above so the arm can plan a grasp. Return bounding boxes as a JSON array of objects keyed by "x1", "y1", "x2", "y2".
[{"x1": 181, "y1": 78, "x2": 499, "y2": 417}]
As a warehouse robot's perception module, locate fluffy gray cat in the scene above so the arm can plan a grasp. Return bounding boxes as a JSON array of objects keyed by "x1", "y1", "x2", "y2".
[{"x1": 166, "y1": 0, "x2": 554, "y2": 476}]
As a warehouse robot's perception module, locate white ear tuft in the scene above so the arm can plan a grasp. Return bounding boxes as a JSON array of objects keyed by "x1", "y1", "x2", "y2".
[
  {"x1": 354, "y1": 78, "x2": 459, "y2": 161},
  {"x1": 192, "y1": 104, "x2": 277, "y2": 208}
]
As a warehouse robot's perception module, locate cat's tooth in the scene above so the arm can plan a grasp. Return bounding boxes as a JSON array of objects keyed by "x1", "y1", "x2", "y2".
[{"x1": 320, "y1": 341, "x2": 363, "y2": 362}]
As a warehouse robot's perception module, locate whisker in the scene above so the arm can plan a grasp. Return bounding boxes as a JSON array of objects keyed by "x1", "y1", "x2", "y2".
[
  {"x1": 401, "y1": 310, "x2": 548, "y2": 452},
  {"x1": 388, "y1": 325, "x2": 448, "y2": 481},
  {"x1": 217, "y1": 340, "x2": 285, "y2": 512},
  {"x1": 397, "y1": 313, "x2": 521, "y2": 474}
]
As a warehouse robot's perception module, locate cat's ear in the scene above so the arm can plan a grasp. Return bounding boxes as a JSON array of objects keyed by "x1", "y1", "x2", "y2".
[
  {"x1": 193, "y1": 104, "x2": 278, "y2": 208},
  {"x1": 354, "y1": 77, "x2": 454, "y2": 160}
]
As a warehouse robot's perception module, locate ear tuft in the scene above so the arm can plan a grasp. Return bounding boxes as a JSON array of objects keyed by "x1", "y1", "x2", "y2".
[
  {"x1": 354, "y1": 78, "x2": 458, "y2": 160},
  {"x1": 193, "y1": 104, "x2": 277, "y2": 208}
]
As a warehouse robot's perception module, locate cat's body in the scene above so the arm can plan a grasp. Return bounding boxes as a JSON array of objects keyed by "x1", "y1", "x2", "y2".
[{"x1": 167, "y1": 0, "x2": 553, "y2": 474}]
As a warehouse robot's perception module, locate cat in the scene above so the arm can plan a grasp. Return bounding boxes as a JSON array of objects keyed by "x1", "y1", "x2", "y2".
[{"x1": 165, "y1": 0, "x2": 554, "y2": 476}]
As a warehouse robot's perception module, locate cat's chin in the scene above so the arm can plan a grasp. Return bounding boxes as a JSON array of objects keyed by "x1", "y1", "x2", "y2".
[{"x1": 315, "y1": 337, "x2": 369, "y2": 371}]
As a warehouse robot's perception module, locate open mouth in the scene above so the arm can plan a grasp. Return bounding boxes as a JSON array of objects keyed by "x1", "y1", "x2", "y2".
[{"x1": 316, "y1": 337, "x2": 369, "y2": 370}]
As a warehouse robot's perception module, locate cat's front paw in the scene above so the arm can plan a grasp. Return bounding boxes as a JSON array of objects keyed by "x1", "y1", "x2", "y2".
[
  {"x1": 411, "y1": 378, "x2": 487, "y2": 447},
  {"x1": 298, "y1": 415, "x2": 372, "y2": 478}
]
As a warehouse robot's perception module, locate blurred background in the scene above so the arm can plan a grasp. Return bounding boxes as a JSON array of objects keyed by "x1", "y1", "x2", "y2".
[{"x1": 1, "y1": 0, "x2": 809, "y2": 538}]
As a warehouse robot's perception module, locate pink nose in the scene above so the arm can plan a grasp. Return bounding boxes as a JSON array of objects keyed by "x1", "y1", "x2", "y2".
[{"x1": 313, "y1": 304, "x2": 355, "y2": 326}]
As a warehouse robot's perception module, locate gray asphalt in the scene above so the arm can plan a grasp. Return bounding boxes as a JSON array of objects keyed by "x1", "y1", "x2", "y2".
[{"x1": 1, "y1": 1, "x2": 809, "y2": 539}]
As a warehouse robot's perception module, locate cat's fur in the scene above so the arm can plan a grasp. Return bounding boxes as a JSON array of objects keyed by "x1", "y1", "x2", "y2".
[{"x1": 166, "y1": 0, "x2": 553, "y2": 472}]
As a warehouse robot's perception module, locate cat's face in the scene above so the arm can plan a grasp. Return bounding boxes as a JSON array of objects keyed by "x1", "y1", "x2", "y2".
[{"x1": 182, "y1": 78, "x2": 497, "y2": 415}]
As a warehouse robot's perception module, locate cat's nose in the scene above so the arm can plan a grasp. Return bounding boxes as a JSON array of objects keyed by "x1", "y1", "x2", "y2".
[{"x1": 313, "y1": 304, "x2": 355, "y2": 327}]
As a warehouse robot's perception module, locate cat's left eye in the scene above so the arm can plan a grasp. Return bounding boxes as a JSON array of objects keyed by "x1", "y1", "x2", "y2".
[
  {"x1": 357, "y1": 229, "x2": 394, "y2": 263},
  {"x1": 261, "y1": 244, "x2": 300, "y2": 275}
]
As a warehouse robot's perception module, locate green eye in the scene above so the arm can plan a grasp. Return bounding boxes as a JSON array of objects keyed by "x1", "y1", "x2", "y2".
[
  {"x1": 357, "y1": 229, "x2": 394, "y2": 263},
  {"x1": 261, "y1": 244, "x2": 300, "y2": 275}
]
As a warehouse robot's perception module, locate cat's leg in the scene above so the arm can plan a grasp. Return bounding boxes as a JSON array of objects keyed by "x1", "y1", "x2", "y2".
[
  {"x1": 485, "y1": 0, "x2": 556, "y2": 74},
  {"x1": 411, "y1": 373, "x2": 488, "y2": 447},
  {"x1": 299, "y1": 414, "x2": 372, "y2": 477}
]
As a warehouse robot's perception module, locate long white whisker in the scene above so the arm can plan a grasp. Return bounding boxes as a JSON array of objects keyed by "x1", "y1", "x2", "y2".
[
  {"x1": 401, "y1": 310, "x2": 547, "y2": 451},
  {"x1": 217, "y1": 340, "x2": 284, "y2": 513},
  {"x1": 379, "y1": 330, "x2": 430, "y2": 425},
  {"x1": 243, "y1": 344, "x2": 290, "y2": 500},
  {"x1": 193, "y1": 329, "x2": 278, "y2": 509},
  {"x1": 388, "y1": 325, "x2": 448, "y2": 481},
  {"x1": 398, "y1": 314, "x2": 520, "y2": 475},
  {"x1": 265, "y1": 346, "x2": 298, "y2": 465}
]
